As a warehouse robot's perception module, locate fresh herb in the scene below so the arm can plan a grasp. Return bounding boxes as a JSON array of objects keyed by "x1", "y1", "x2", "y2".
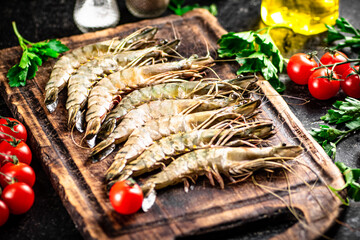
[
  {"x1": 6, "y1": 22, "x2": 69, "y2": 87},
  {"x1": 168, "y1": 0, "x2": 217, "y2": 16},
  {"x1": 310, "y1": 97, "x2": 360, "y2": 159},
  {"x1": 328, "y1": 162, "x2": 360, "y2": 204},
  {"x1": 312, "y1": 97, "x2": 360, "y2": 203},
  {"x1": 217, "y1": 29, "x2": 285, "y2": 92},
  {"x1": 325, "y1": 18, "x2": 360, "y2": 53}
]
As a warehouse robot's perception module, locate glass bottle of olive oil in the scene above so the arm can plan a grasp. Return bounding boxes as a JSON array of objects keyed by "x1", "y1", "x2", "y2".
[{"x1": 261, "y1": 0, "x2": 339, "y2": 35}]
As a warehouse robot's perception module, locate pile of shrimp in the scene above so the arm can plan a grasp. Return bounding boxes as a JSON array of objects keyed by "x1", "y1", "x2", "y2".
[{"x1": 45, "y1": 26, "x2": 303, "y2": 211}]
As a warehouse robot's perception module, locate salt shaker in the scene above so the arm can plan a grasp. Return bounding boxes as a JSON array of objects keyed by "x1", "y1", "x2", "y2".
[
  {"x1": 74, "y1": 0, "x2": 120, "y2": 33},
  {"x1": 125, "y1": 0, "x2": 169, "y2": 18}
]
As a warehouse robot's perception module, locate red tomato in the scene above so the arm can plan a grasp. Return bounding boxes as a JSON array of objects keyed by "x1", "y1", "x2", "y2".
[
  {"x1": 109, "y1": 180, "x2": 143, "y2": 215},
  {"x1": 0, "y1": 200, "x2": 9, "y2": 226},
  {"x1": 341, "y1": 66, "x2": 360, "y2": 98},
  {"x1": 0, "y1": 162, "x2": 35, "y2": 188},
  {"x1": 0, "y1": 117, "x2": 27, "y2": 142},
  {"x1": 320, "y1": 51, "x2": 350, "y2": 77},
  {"x1": 0, "y1": 140, "x2": 32, "y2": 165},
  {"x1": 1, "y1": 182, "x2": 34, "y2": 215},
  {"x1": 308, "y1": 68, "x2": 340, "y2": 100},
  {"x1": 287, "y1": 53, "x2": 318, "y2": 85}
]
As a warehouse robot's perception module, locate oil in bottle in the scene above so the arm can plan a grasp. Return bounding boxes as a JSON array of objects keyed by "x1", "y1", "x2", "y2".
[{"x1": 261, "y1": 0, "x2": 339, "y2": 35}]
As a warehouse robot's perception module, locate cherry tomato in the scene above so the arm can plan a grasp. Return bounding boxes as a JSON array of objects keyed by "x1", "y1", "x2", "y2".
[
  {"x1": 0, "y1": 140, "x2": 32, "y2": 165},
  {"x1": 341, "y1": 66, "x2": 360, "y2": 98},
  {"x1": 320, "y1": 51, "x2": 350, "y2": 77},
  {"x1": 0, "y1": 117, "x2": 27, "y2": 142},
  {"x1": 109, "y1": 180, "x2": 143, "y2": 215},
  {"x1": 0, "y1": 200, "x2": 9, "y2": 226},
  {"x1": 1, "y1": 182, "x2": 34, "y2": 215},
  {"x1": 308, "y1": 68, "x2": 340, "y2": 100},
  {"x1": 0, "y1": 162, "x2": 35, "y2": 188},
  {"x1": 287, "y1": 53, "x2": 318, "y2": 85}
]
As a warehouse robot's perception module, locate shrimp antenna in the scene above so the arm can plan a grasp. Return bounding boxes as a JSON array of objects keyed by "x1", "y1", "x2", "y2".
[
  {"x1": 70, "y1": 124, "x2": 90, "y2": 150},
  {"x1": 171, "y1": 21, "x2": 179, "y2": 40},
  {"x1": 107, "y1": 38, "x2": 117, "y2": 54}
]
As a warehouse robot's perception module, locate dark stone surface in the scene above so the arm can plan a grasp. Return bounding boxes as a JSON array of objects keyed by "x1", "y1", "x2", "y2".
[{"x1": 0, "y1": 0, "x2": 359, "y2": 239}]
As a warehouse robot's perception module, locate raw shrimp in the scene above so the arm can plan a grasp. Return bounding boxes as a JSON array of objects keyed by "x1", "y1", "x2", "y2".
[
  {"x1": 90, "y1": 97, "x2": 240, "y2": 162},
  {"x1": 45, "y1": 26, "x2": 158, "y2": 113},
  {"x1": 84, "y1": 55, "x2": 215, "y2": 140},
  {"x1": 114, "y1": 121, "x2": 274, "y2": 182},
  {"x1": 66, "y1": 40, "x2": 181, "y2": 131},
  {"x1": 139, "y1": 145, "x2": 303, "y2": 211},
  {"x1": 96, "y1": 75, "x2": 258, "y2": 140},
  {"x1": 104, "y1": 100, "x2": 262, "y2": 180}
]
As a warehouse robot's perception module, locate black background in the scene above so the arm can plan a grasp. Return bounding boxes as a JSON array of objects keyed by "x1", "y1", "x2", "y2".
[{"x1": 0, "y1": 0, "x2": 359, "y2": 239}]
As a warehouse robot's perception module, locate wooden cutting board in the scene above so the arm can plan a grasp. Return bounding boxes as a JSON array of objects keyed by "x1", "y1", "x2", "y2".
[{"x1": 0, "y1": 9, "x2": 345, "y2": 240}]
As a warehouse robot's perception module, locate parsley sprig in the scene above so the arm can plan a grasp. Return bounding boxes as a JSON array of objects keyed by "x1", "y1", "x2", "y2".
[
  {"x1": 311, "y1": 97, "x2": 360, "y2": 203},
  {"x1": 311, "y1": 97, "x2": 360, "y2": 159},
  {"x1": 217, "y1": 28, "x2": 285, "y2": 92},
  {"x1": 168, "y1": 0, "x2": 217, "y2": 16},
  {"x1": 325, "y1": 18, "x2": 360, "y2": 54},
  {"x1": 6, "y1": 22, "x2": 69, "y2": 87},
  {"x1": 328, "y1": 162, "x2": 360, "y2": 204}
]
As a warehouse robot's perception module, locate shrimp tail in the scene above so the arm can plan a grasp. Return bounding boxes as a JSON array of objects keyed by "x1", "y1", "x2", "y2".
[
  {"x1": 97, "y1": 118, "x2": 117, "y2": 140},
  {"x1": 140, "y1": 182, "x2": 157, "y2": 212},
  {"x1": 105, "y1": 158, "x2": 127, "y2": 181},
  {"x1": 68, "y1": 105, "x2": 85, "y2": 132},
  {"x1": 84, "y1": 117, "x2": 102, "y2": 142},
  {"x1": 90, "y1": 138, "x2": 116, "y2": 163},
  {"x1": 117, "y1": 169, "x2": 133, "y2": 182},
  {"x1": 44, "y1": 88, "x2": 59, "y2": 113}
]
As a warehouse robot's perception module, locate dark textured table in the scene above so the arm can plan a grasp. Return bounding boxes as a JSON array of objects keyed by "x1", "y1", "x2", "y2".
[{"x1": 0, "y1": 0, "x2": 359, "y2": 239}]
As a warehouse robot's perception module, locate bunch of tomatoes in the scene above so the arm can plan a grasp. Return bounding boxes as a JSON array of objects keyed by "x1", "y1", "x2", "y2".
[
  {"x1": 0, "y1": 117, "x2": 34, "y2": 226},
  {"x1": 287, "y1": 51, "x2": 360, "y2": 100}
]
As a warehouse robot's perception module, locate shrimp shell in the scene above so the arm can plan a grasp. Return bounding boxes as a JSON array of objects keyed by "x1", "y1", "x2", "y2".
[
  {"x1": 114, "y1": 121, "x2": 274, "y2": 182},
  {"x1": 66, "y1": 40, "x2": 180, "y2": 131},
  {"x1": 86, "y1": 55, "x2": 214, "y2": 139},
  {"x1": 45, "y1": 26, "x2": 158, "y2": 113},
  {"x1": 84, "y1": 40, "x2": 184, "y2": 139},
  {"x1": 104, "y1": 100, "x2": 262, "y2": 180},
  {"x1": 140, "y1": 145, "x2": 303, "y2": 194},
  {"x1": 91, "y1": 97, "x2": 240, "y2": 162},
  {"x1": 97, "y1": 75, "x2": 258, "y2": 140}
]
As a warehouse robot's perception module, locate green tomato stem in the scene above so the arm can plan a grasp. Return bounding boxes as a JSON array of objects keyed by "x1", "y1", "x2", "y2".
[
  {"x1": 0, "y1": 131, "x2": 17, "y2": 142},
  {"x1": 12, "y1": 21, "x2": 28, "y2": 50},
  {"x1": 334, "y1": 126, "x2": 360, "y2": 145},
  {"x1": 0, "y1": 153, "x2": 19, "y2": 165},
  {"x1": 313, "y1": 59, "x2": 360, "y2": 71},
  {"x1": 0, "y1": 171, "x2": 16, "y2": 185}
]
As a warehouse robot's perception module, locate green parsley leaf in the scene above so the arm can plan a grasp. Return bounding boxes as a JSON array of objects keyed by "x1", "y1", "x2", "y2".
[
  {"x1": 168, "y1": 0, "x2": 217, "y2": 16},
  {"x1": 6, "y1": 22, "x2": 69, "y2": 87},
  {"x1": 320, "y1": 97, "x2": 360, "y2": 124},
  {"x1": 311, "y1": 97, "x2": 360, "y2": 162},
  {"x1": 218, "y1": 32, "x2": 255, "y2": 58},
  {"x1": 218, "y1": 29, "x2": 285, "y2": 92},
  {"x1": 325, "y1": 18, "x2": 360, "y2": 53},
  {"x1": 47, "y1": 39, "x2": 69, "y2": 53},
  {"x1": 333, "y1": 162, "x2": 360, "y2": 202},
  {"x1": 7, "y1": 64, "x2": 28, "y2": 87},
  {"x1": 26, "y1": 60, "x2": 39, "y2": 80}
]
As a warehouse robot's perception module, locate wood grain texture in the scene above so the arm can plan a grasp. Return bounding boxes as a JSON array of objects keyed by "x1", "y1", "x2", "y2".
[{"x1": 0, "y1": 9, "x2": 345, "y2": 240}]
